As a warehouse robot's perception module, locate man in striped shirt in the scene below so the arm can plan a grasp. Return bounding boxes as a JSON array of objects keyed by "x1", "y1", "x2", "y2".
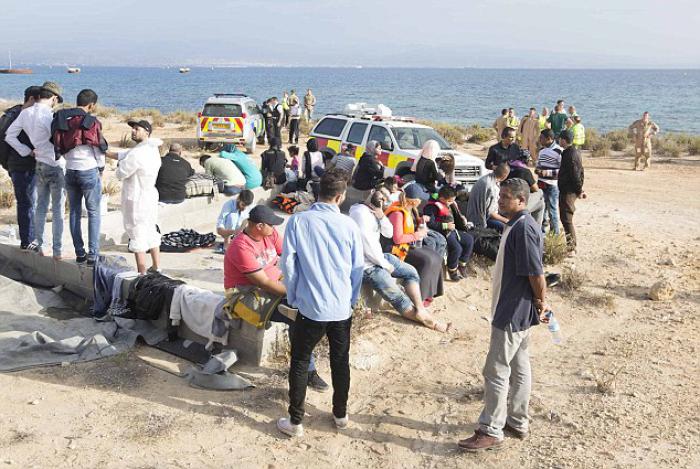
[{"x1": 535, "y1": 129, "x2": 562, "y2": 235}]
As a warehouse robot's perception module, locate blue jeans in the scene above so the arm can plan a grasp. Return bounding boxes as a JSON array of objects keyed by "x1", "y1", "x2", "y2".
[
  {"x1": 542, "y1": 184, "x2": 560, "y2": 235},
  {"x1": 363, "y1": 253, "x2": 420, "y2": 314},
  {"x1": 9, "y1": 170, "x2": 37, "y2": 247},
  {"x1": 271, "y1": 309, "x2": 316, "y2": 372},
  {"x1": 223, "y1": 185, "x2": 242, "y2": 196},
  {"x1": 35, "y1": 162, "x2": 66, "y2": 257},
  {"x1": 446, "y1": 230, "x2": 474, "y2": 269},
  {"x1": 65, "y1": 168, "x2": 101, "y2": 258},
  {"x1": 487, "y1": 218, "x2": 505, "y2": 233}
]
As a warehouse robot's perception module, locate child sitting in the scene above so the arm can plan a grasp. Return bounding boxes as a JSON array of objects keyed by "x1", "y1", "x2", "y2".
[{"x1": 216, "y1": 189, "x2": 254, "y2": 252}]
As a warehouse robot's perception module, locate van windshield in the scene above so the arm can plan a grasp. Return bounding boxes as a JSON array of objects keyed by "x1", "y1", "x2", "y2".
[
  {"x1": 391, "y1": 127, "x2": 452, "y2": 150},
  {"x1": 203, "y1": 103, "x2": 242, "y2": 117}
]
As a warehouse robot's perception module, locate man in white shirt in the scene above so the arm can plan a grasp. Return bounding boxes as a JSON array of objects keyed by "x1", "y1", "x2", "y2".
[
  {"x1": 5, "y1": 81, "x2": 65, "y2": 259},
  {"x1": 52, "y1": 89, "x2": 107, "y2": 264},
  {"x1": 535, "y1": 129, "x2": 562, "y2": 234},
  {"x1": 348, "y1": 188, "x2": 450, "y2": 332}
]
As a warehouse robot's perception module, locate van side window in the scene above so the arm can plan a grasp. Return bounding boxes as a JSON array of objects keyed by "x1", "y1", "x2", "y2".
[
  {"x1": 368, "y1": 125, "x2": 394, "y2": 151},
  {"x1": 313, "y1": 117, "x2": 347, "y2": 138},
  {"x1": 346, "y1": 122, "x2": 368, "y2": 144}
]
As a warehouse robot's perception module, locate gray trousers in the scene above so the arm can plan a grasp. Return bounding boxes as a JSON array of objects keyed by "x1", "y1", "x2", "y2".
[
  {"x1": 528, "y1": 190, "x2": 545, "y2": 227},
  {"x1": 478, "y1": 325, "x2": 531, "y2": 439}
]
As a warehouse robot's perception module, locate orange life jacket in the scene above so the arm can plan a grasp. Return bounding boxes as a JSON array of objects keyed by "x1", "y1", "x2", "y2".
[{"x1": 385, "y1": 203, "x2": 415, "y2": 261}]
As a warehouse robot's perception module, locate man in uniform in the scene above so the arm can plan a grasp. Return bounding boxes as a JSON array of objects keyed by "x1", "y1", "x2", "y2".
[
  {"x1": 518, "y1": 108, "x2": 540, "y2": 159},
  {"x1": 628, "y1": 112, "x2": 660, "y2": 171},
  {"x1": 493, "y1": 109, "x2": 508, "y2": 140},
  {"x1": 303, "y1": 89, "x2": 316, "y2": 122}
]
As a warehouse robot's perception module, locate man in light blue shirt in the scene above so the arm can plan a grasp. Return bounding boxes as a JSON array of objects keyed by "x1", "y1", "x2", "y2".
[
  {"x1": 216, "y1": 189, "x2": 253, "y2": 250},
  {"x1": 277, "y1": 169, "x2": 364, "y2": 438}
]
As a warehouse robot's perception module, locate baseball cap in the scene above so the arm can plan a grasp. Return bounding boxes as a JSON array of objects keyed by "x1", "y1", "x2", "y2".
[
  {"x1": 127, "y1": 119, "x2": 153, "y2": 135},
  {"x1": 403, "y1": 182, "x2": 424, "y2": 200},
  {"x1": 248, "y1": 205, "x2": 284, "y2": 226}
]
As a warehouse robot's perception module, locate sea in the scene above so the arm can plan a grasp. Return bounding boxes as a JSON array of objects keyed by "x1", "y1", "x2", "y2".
[{"x1": 1, "y1": 67, "x2": 698, "y2": 133}]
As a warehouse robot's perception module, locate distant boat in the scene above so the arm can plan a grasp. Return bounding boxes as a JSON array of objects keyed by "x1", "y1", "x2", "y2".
[
  {"x1": 0, "y1": 51, "x2": 32, "y2": 74},
  {"x1": 67, "y1": 67, "x2": 81, "y2": 74},
  {"x1": 179, "y1": 67, "x2": 190, "y2": 73}
]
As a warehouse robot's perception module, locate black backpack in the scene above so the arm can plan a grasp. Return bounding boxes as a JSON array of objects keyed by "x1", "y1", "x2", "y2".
[
  {"x1": 0, "y1": 105, "x2": 22, "y2": 171},
  {"x1": 468, "y1": 227, "x2": 501, "y2": 261}
]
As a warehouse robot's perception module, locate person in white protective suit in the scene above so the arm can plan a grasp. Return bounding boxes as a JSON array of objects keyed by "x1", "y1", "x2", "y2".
[{"x1": 106, "y1": 119, "x2": 162, "y2": 274}]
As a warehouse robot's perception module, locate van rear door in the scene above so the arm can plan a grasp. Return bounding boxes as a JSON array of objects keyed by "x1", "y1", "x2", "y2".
[{"x1": 199, "y1": 103, "x2": 245, "y2": 139}]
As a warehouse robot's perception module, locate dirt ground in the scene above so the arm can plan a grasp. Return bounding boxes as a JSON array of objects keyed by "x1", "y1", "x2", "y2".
[{"x1": 0, "y1": 119, "x2": 699, "y2": 468}]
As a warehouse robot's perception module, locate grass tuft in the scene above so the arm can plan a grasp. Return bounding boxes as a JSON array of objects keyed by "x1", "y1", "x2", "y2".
[
  {"x1": 561, "y1": 264, "x2": 587, "y2": 291},
  {"x1": 543, "y1": 232, "x2": 568, "y2": 265},
  {"x1": 466, "y1": 124, "x2": 496, "y2": 144}
]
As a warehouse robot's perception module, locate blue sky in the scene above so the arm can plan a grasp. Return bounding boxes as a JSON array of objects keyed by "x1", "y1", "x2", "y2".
[{"x1": 2, "y1": 0, "x2": 698, "y2": 68}]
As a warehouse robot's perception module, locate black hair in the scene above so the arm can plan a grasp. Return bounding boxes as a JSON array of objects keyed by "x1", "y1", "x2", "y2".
[
  {"x1": 501, "y1": 126, "x2": 516, "y2": 138},
  {"x1": 199, "y1": 154, "x2": 212, "y2": 165},
  {"x1": 501, "y1": 178, "x2": 530, "y2": 204},
  {"x1": 494, "y1": 162, "x2": 510, "y2": 179},
  {"x1": 288, "y1": 145, "x2": 299, "y2": 156},
  {"x1": 383, "y1": 176, "x2": 398, "y2": 189},
  {"x1": 238, "y1": 189, "x2": 254, "y2": 207},
  {"x1": 559, "y1": 130, "x2": 574, "y2": 144},
  {"x1": 501, "y1": 108, "x2": 508, "y2": 116},
  {"x1": 306, "y1": 138, "x2": 318, "y2": 152},
  {"x1": 23, "y1": 86, "x2": 41, "y2": 102},
  {"x1": 319, "y1": 168, "x2": 348, "y2": 200},
  {"x1": 540, "y1": 128, "x2": 555, "y2": 140},
  {"x1": 38, "y1": 89, "x2": 55, "y2": 100},
  {"x1": 438, "y1": 185, "x2": 457, "y2": 200},
  {"x1": 268, "y1": 136, "x2": 280, "y2": 149},
  {"x1": 76, "y1": 89, "x2": 98, "y2": 107}
]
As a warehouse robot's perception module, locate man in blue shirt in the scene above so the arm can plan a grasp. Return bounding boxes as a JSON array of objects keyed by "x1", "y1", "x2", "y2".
[
  {"x1": 277, "y1": 169, "x2": 364, "y2": 438},
  {"x1": 459, "y1": 178, "x2": 550, "y2": 453},
  {"x1": 215, "y1": 189, "x2": 253, "y2": 251}
]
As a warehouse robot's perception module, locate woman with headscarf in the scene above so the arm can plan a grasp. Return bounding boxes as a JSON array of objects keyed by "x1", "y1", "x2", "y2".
[
  {"x1": 411, "y1": 139, "x2": 441, "y2": 199},
  {"x1": 352, "y1": 140, "x2": 385, "y2": 191},
  {"x1": 299, "y1": 138, "x2": 323, "y2": 191},
  {"x1": 384, "y1": 183, "x2": 444, "y2": 307}
]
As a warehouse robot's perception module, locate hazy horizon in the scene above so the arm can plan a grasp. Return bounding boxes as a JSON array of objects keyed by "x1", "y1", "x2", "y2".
[{"x1": 2, "y1": 0, "x2": 698, "y2": 69}]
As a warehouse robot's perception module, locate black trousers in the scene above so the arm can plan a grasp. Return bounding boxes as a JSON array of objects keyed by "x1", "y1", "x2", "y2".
[
  {"x1": 288, "y1": 313, "x2": 352, "y2": 425},
  {"x1": 558, "y1": 192, "x2": 577, "y2": 249},
  {"x1": 289, "y1": 119, "x2": 300, "y2": 143}
]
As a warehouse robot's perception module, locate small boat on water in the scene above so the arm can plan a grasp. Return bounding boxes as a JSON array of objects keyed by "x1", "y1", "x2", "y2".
[
  {"x1": 0, "y1": 51, "x2": 32, "y2": 74},
  {"x1": 179, "y1": 67, "x2": 191, "y2": 73},
  {"x1": 67, "y1": 67, "x2": 81, "y2": 74}
]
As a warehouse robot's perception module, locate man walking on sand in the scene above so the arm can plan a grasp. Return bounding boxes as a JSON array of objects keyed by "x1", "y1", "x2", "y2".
[
  {"x1": 458, "y1": 178, "x2": 550, "y2": 453},
  {"x1": 277, "y1": 169, "x2": 364, "y2": 438},
  {"x1": 628, "y1": 112, "x2": 659, "y2": 171},
  {"x1": 5, "y1": 81, "x2": 66, "y2": 259},
  {"x1": 106, "y1": 120, "x2": 163, "y2": 274},
  {"x1": 492, "y1": 109, "x2": 508, "y2": 140},
  {"x1": 303, "y1": 89, "x2": 316, "y2": 122},
  {"x1": 557, "y1": 130, "x2": 586, "y2": 255},
  {"x1": 519, "y1": 108, "x2": 540, "y2": 159}
]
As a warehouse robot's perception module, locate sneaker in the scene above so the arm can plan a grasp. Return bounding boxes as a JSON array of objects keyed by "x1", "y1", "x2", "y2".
[
  {"x1": 448, "y1": 268, "x2": 464, "y2": 282},
  {"x1": 277, "y1": 417, "x2": 303, "y2": 438},
  {"x1": 94, "y1": 313, "x2": 112, "y2": 322},
  {"x1": 147, "y1": 266, "x2": 162, "y2": 274},
  {"x1": 21, "y1": 242, "x2": 40, "y2": 253},
  {"x1": 333, "y1": 415, "x2": 349, "y2": 429},
  {"x1": 458, "y1": 263, "x2": 471, "y2": 278},
  {"x1": 76, "y1": 254, "x2": 88, "y2": 264},
  {"x1": 458, "y1": 430, "x2": 504, "y2": 453},
  {"x1": 503, "y1": 422, "x2": 528, "y2": 440},
  {"x1": 307, "y1": 370, "x2": 330, "y2": 392},
  {"x1": 87, "y1": 256, "x2": 97, "y2": 266}
]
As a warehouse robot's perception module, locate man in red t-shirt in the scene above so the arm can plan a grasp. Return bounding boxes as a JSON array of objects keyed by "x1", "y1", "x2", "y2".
[{"x1": 224, "y1": 205, "x2": 328, "y2": 391}]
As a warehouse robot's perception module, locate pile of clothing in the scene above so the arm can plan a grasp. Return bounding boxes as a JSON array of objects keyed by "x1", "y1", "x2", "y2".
[
  {"x1": 271, "y1": 191, "x2": 316, "y2": 214},
  {"x1": 185, "y1": 173, "x2": 219, "y2": 198},
  {"x1": 160, "y1": 229, "x2": 217, "y2": 253}
]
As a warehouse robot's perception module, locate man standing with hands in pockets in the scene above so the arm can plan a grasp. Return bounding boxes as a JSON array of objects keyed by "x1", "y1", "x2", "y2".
[{"x1": 458, "y1": 178, "x2": 550, "y2": 452}]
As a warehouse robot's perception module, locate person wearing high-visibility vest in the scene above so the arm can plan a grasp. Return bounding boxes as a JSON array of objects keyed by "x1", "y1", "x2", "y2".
[
  {"x1": 506, "y1": 108, "x2": 520, "y2": 134},
  {"x1": 571, "y1": 116, "x2": 585, "y2": 148},
  {"x1": 539, "y1": 107, "x2": 550, "y2": 130}
]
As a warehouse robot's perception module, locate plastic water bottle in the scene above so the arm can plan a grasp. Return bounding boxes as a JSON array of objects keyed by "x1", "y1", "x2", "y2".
[
  {"x1": 545, "y1": 311, "x2": 562, "y2": 345},
  {"x1": 8, "y1": 225, "x2": 17, "y2": 244}
]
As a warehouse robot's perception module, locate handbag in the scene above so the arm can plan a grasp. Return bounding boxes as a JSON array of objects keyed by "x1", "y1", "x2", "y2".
[{"x1": 223, "y1": 286, "x2": 283, "y2": 329}]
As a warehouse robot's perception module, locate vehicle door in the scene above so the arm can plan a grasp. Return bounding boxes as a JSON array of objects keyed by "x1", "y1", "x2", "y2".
[
  {"x1": 345, "y1": 121, "x2": 369, "y2": 159},
  {"x1": 310, "y1": 116, "x2": 349, "y2": 152}
]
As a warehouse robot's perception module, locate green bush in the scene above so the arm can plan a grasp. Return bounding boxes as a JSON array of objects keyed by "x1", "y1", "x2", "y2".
[
  {"x1": 605, "y1": 130, "x2": 629, "y2": 151},
  {"x1": 655, "y1": 137, "x2": 682, "y2": 157},
  {"x1": 582, "y1": 128, "x2": 600, "y2": 151},
  {"x1": 417, "y1": 120, "x2": 466, "y2": 146},
  {"x1": 591, "y1": 138, "x2": 611, "y2": 158},
  {"x1": 543, "y1": 232, "x2": 568, "y2": 265},
  {"x1": 688, "y1": 136, "x2": 700, "y2": 155}
]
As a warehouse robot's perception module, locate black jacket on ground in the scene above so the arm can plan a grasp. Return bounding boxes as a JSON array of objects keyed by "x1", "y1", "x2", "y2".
[
  {"x1": 558, "y1": 146, "x2": 584, "y2": 195},
  {"x1": 0, "y1": 104, "x2": 35, "y2": 173},
  {"x1": 352, "y1": 153, "x2": 384, "y2": 191},
  {"x1": 156, "y1": 152, "x2": 194, "y2": 201}
]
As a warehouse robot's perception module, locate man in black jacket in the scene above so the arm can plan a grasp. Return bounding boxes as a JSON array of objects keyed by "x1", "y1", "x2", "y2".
[
  {"x1": 557, "y1": 130, "x2": 586, "y2": 254},
  {"x1": 260, "y1": 137, "x2": 287, "y2": 189},
  {"x1": 485, "y1": 127, "x2": 524, "y2": 170},
  {"x1": 155, "y1": 143, "x2": 194, "y2": 204},
  {"x1": 0, "y1": 85, "x2": 41, "y2": 250}
]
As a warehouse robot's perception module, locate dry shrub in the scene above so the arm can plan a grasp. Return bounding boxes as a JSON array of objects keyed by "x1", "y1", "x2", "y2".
[
  {"x1": 299, "y1": 118, "x2": 314, "y2": 136},
  {"x1": 689, "y1": 136, "x2": 700, "y2": 155},
  {"x1": 582, "y1": 291, "x2": 616, "y2": 310},
  {"x1": 418, "y1": 120, "x2": 465, "y2": 146},
  {"x1": 654, "y1": 136, "x2": 682, "y2": 157},
  {"x1": 166, "y1": 110, "x2": 197, "y2": 126},
  {"x1": 591, "y1": 137, "x2": 611, "y2": 158},
  {"x1": 606, "y1": 130, "x2": 629, "y2": 151},
  {"x1": 543, "y1": 232, "x2": 568, "y2": 265},
  {"x1": 102, "y1": 178, "x2": 121, "y2": 196},
  {"x1": 0, "y1": 178, "x2": 15, "y2": 209},
  {"x1": 593, "y1": 364, "x2": 625, "y2": 395},
  {"x1": 123, "y1": 108, "x2": 165, "y2": 128},
  {"x1": 582, "y1": 128, "x2": 600, "y2": 151},
  {"x1": 561, "y1": 264, "x2": 587, "y2": 291},
  {"x1": 94, "y1": 104, "x2": 119, "y2": 118},
  {"x1": 466, "y1": 123, "x2": 496, "y2": 143},
  {"x1": 119, "y1": 133, "x2": 136, "y2": 148}
]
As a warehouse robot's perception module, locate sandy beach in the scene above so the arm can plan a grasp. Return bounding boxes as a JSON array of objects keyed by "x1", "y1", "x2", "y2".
[{"x1": 0, "y1": 113, "x2": 699, "y2": 468}]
